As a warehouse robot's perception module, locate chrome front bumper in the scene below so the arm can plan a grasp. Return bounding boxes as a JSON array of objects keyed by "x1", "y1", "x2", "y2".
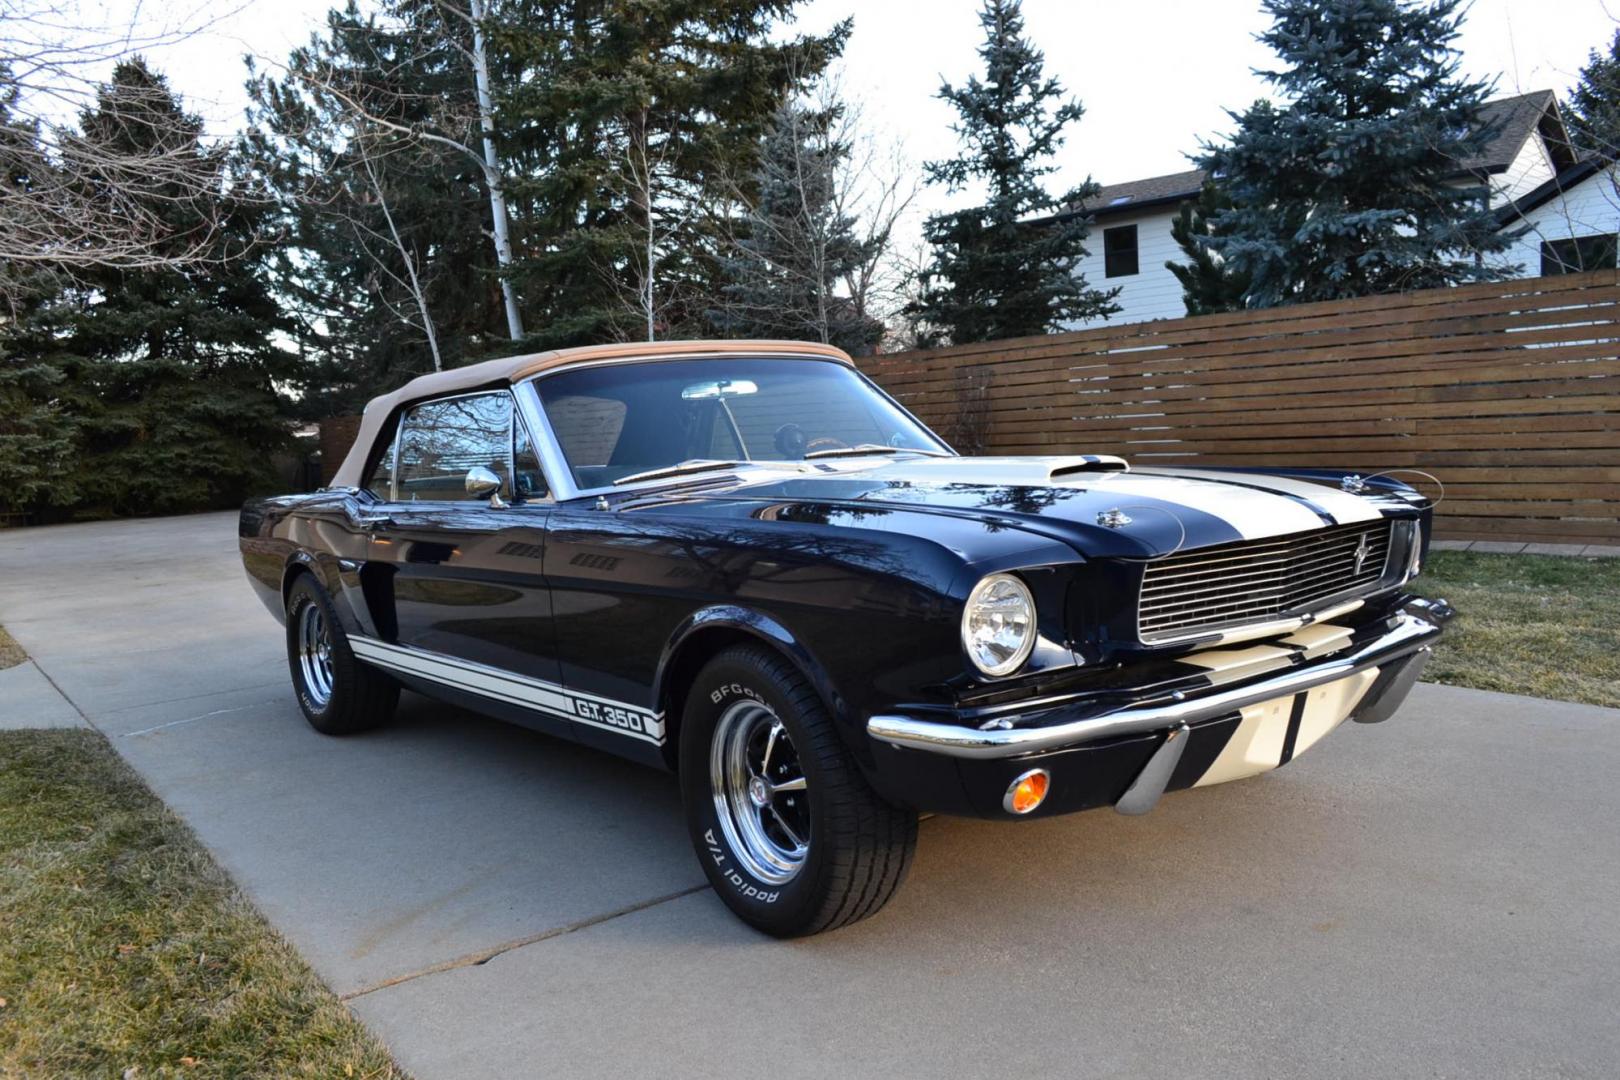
[{"x1": 867, "y1": 598, "x2": 1454, "y2": 763}]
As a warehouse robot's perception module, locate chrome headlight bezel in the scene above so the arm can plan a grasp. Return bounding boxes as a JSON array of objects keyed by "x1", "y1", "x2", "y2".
[{"x1": 961, "y1": 572, "x2": 1038, "y2": 678}]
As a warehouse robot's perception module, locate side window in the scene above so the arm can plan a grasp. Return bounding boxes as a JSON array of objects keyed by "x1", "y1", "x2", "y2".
[
  {"x1": 364, "y1": 422, "x2": 397, "y2": 500},
  {"x1": 513, "y1": 417, "x2": 549, "y2": 501},
  {"x1": 394, "y1": 392, "x2": 513, "y2": 502}
]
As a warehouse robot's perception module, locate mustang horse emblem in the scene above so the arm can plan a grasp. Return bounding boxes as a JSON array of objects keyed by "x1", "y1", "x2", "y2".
[{"x1": 1353, "y1": 533, "x2": 1372, "y2": 575}]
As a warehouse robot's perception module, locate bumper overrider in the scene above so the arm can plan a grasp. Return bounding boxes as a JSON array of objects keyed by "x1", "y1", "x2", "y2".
[{"x1": 864, "y1": 597, "x2": 1455, "y2": 819}]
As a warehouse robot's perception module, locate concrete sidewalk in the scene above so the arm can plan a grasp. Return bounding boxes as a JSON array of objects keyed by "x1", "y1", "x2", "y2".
[{"x1": 2, "y1": 513, "x2": 1616, "y2": 1079}]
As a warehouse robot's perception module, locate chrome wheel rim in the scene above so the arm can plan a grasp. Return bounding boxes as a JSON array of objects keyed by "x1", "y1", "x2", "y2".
[
  {"x1": 709, "y1": 700, "x2": 810, "y2": 885},
  {"x1": 297, "y1": 601, "x2": 335, "y2": 708}
]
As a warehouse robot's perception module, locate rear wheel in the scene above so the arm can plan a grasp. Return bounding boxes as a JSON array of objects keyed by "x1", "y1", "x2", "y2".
[
  {"x1": 285, "y1": 573, "x2": 398, "y2": 735},
  {"x1": 679, "y1": 645, "x2": 917, "y2": 936}
]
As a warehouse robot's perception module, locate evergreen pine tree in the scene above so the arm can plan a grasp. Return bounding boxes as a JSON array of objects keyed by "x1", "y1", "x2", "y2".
[
  {"x1": 2, "y1": 60, "x2": 292, "y2": 519},
  {"x1": 908, "y1": 0, "x2": 1116, "y2": 346},
  {"x1": 491, "y1": 0, "x2": 845, "y2": 347},
  {"x1": 0, "y1": 70, "x2": 82, "y2": 517},
  {"x1": 1199, "y1": 0, "x2": 1516, "y2": 308},
  {"x1": 1166, "y1": 181, "x2": 1252, "y2": 316},
  {"x1": 711, "y1": 99, "x2": 884, "y2": 354},
  {"x1": 1568, "y1": 30, "x2": 1620, "y2": 158}
]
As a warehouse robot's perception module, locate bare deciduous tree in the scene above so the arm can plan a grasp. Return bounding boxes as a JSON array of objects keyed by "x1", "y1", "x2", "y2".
[
  {"x1": 711, "y1": 73, "x2": 918, "y2": 353},
  {"x1": 0, "y1": 0, "x2": 260, "y2": 303},
  {"x1": 594, "y1": 107, "x2": 705, "y2": 342},
  {"x1": 352, "y1": 137, "x2": 444, "y2": 370}
]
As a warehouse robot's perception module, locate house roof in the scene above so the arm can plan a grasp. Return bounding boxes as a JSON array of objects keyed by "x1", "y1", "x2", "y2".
[
  {"x1": 329, "y1": 339, "x2": 854, "y2": 490},
  {"x1": 1073, "y1": 91, "x2": 1575, "y2": 221},
  {"x1": 1460, "y1": 90, "x2": 1578, "y2": 175},
  {"x1": 1081, "y1": 168, "x2": 1208, "y2": 218}
]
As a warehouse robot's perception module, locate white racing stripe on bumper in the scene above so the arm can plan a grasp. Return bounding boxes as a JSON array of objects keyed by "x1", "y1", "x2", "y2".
[
  {"x1": 1192, "y1": 668, "x2": 1378, "y2": 787},
  {"x1": 348, "y1": 636, "x2": 665, "y2": 746},
  {"x1": 1086, "y1": 472, "x2": 1326, "y2": 539}
]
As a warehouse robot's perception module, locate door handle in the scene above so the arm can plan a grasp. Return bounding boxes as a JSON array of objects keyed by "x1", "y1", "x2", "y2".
[{"x1": 355, "y1": 513, "x2": 395, "y2": 531}]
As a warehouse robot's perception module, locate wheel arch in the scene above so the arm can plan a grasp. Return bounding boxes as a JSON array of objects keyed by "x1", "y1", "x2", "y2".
[{"x1": 653, "y1": 606, "x2": 842, "y2": 772}]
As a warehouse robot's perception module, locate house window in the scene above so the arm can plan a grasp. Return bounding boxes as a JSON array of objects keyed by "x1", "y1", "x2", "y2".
[
  {"x1": 1104, "y1": 225, "x2": 1139, "y2": 278},
  {"x1": 1541, "y1": 234, "x2": 1618, "y2": 275}
]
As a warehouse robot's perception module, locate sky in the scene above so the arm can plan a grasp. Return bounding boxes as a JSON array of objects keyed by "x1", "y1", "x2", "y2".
[{"x1": 34, "y1": 0, "x2": 1620, "y2": 224}]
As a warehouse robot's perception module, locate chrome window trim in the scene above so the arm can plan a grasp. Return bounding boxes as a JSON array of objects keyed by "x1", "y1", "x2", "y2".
[{"x1": 513, "y1": 352, "x2": 956, "y2": 503}]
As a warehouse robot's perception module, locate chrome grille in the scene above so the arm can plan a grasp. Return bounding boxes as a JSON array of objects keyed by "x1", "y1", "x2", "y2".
[{"x1": 1137, "y1": 522, "x2": 1393, "y2": 642}]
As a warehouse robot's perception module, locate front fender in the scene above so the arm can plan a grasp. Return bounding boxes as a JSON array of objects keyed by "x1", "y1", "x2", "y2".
[{"x1": 653, "y1": 605, "x2": 845, "y2": 754}]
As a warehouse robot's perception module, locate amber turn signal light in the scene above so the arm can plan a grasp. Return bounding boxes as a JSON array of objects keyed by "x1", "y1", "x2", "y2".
[{"x1": 1003, "y1": 768, "x2": 1050, "y2": 815}]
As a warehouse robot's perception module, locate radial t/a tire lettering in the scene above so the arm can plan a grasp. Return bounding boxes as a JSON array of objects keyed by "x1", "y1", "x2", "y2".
[{"x1": 678, "y1": 644, "x2": 918, "y2": 936}]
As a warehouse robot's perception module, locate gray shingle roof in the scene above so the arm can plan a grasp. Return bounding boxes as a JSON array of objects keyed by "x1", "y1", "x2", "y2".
[{"x1": 1460, "y1": 90, "x2": 1569, "y2": 174}]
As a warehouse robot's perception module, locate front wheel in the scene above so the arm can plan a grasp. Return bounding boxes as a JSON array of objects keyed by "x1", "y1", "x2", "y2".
[
  {"x1": 679, "y1": 645, "x2": 918, "y2": 936},
  {"x1": 285, "y1": 573, "x2": 398, "y2": 735}
]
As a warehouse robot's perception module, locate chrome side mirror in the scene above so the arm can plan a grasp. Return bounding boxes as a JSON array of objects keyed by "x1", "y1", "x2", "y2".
[{"x1": 465, "y1": 466, "x2": 507, "y2": 508}]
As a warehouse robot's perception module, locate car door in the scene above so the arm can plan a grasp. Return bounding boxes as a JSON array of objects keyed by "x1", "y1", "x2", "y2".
[{"x1": 360, "y1": 390, "x2": 562, "y2": 693}]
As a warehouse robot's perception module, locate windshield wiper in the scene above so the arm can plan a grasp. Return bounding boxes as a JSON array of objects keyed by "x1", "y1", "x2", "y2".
[
  {"x1": 612, "y1": 459, "x2": 750, "y2": 486},
  {"x1": 803, "y1": 444, "x2": 952, "y2": 460}
]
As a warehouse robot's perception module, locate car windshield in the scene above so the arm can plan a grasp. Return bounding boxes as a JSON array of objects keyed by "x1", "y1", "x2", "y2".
[{"x1": 534, "y1": 357, "x2": 951, "y2": 490}]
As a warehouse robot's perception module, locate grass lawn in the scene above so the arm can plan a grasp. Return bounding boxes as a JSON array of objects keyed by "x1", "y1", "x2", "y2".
[
  {"x1": 0, "y1": 727, "x2": 407, "y2": 1079},
  {"x1": 1414, "y1": 550, "x2": 1620, "y2": 709},
  {"x1": 0, "y1": 626, "x2": 24, "y2": 670}
]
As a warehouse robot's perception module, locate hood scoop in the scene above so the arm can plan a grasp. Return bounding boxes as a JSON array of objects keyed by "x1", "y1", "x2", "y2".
[{"x1": 1048, "y1": 455, "x2": 1129, "y2": 479}]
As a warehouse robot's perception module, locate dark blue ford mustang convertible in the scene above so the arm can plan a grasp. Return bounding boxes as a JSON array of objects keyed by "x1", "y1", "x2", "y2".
[{"x1": 240, "y1": 339, "x2": 1452, "y2": 936}]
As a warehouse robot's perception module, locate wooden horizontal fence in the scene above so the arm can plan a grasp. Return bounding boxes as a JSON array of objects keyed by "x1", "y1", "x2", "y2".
[{"x1": 858, "y1": 270, "x2": 1620, "y2": 544}]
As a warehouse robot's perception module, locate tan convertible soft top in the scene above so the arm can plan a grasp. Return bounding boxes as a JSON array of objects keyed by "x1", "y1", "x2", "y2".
[{"x1": 329, "y1": 339, "x2": 855, "y2": 490}]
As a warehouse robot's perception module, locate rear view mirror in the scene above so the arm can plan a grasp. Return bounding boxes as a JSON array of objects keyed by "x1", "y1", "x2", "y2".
[{"x1": 681, "y1": 379, "x2": 758, "y2": 401}]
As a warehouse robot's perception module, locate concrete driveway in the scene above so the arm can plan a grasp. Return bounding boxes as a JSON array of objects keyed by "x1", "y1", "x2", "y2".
[{"x1": 2, "y1": 512, "x2": 1616, "y2": 1079}]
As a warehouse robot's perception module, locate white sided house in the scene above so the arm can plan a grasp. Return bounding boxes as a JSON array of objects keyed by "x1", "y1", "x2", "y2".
[{"x1": 1069, "y1": 91, "x2": 1610, "y2": 327}]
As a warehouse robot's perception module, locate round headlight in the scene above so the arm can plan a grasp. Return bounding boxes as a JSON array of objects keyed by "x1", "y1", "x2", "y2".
[{"x1": 961, "y1": 573, "x2": 1037, "y2": 677}]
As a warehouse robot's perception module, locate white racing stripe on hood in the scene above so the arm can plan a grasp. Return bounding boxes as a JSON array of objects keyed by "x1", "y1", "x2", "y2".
[
  {"x1": 1081, "y1": 471, "x2": 1326, "y2": 539},
  {"x1": 1135, "y1": 466, "x2": 1383, "y2": 525}
]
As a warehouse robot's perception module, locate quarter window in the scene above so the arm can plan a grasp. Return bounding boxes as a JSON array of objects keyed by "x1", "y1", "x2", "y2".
[
  {"x1": 394, "y1": 392, "x2": 514, "y2": 501},
  {"x1": 364, "y1": 421, "x2": 397, "y2": 501},
  {"x1": 513, "y1": 416, "x2": 548, "y2": 501},
  {"x1": 1104, "y1": 224, "x2": 1139, "y2": 278}
]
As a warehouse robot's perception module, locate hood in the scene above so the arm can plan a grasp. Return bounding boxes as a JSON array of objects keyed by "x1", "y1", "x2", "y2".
[{"x1": 632, "y1": 455, "x2": 1422, "y2": 559}]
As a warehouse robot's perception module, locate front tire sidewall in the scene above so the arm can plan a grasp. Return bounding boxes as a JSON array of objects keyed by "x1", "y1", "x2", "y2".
[
  {"x1": 680, "y1": 659, "x2": 831, "y2": 935},
  {"x1": 284, "y1": 575, "x2": 374, "y2": 734}
]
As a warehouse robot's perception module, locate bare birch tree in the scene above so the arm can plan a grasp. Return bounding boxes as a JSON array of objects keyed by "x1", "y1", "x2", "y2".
[{"x1": 272, "y1": 0, "x2": 524, "y2": 341}]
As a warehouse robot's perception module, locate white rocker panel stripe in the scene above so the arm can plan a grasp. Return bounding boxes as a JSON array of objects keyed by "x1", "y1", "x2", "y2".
[{"x1": 348, "y1": 636, "x2": 665, "y2": 746}]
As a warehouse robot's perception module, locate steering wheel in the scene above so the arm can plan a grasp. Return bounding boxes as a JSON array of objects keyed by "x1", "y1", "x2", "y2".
[{"x1": 774, "y1": 423, "x2": 807, "y2": 457}]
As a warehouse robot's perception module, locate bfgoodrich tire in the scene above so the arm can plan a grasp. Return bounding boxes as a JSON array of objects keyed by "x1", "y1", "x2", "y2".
[
  {"x1": 679, "y1": 645, "x2": 918, "y2": 936},
  {"x1": 284, "y1": 573, "x2": 398, "y2": 735}
]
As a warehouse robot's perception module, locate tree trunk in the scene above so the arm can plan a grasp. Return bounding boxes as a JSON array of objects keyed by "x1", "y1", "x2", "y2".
[{"x1": 468, "y1": 0, "x2": 524, "y2": 340}]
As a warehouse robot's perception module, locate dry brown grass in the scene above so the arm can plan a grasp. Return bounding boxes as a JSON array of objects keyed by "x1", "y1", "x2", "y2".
[
  {"x1": 0, "y1": 729, "x2": 408, "y2": 1079},
  {"x1": 1415, "y1": 551, "x2": 1620, "y2": 709}
]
